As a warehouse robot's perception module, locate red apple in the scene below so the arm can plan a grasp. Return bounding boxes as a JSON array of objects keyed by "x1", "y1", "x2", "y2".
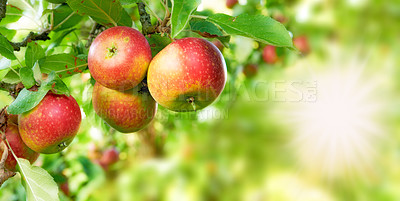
[
  {"x1": 243, "y1": 64, "x2": 258, "y2": 78},
  {"x1": 262, "y1": 45, "x2": 278, "y2": 64},
  {"x1": 18, "y1": 93, "x2": 81, "y2": 154},
  {"x1": 99, "y1": 147, "x2": 119, "y2": 170},
  {"x1": 60, "y1": 181, "x2": 70, "y2": 196},
  {"x1": 226, "y1": 0, "x2": 238, "y2": 8},
  {"x1": 147, "y1": 37, "x2": 227, "y2": 112},
  {"x1": 293, "y1": 36, "x2": 310, "y2": 54},
  {"x1": 92, "y1": 82, "x2": 157, "y2": 133},
  {"x1": 0, "y1": 123, "x2": 39, "y2": 171},
  {"x1": 88, "y1": 26, "x2": 152, "y2": 90}
]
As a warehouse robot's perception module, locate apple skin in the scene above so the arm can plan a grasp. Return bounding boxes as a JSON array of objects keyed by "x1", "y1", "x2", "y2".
[
  {"x1": 262, "y1": 45, "x2": 278, "y2": 64},
  {"x1": 226, "y1": 0, "x2": 238, "y2": 8},
  {"x1": 293, "y1": 36, "x2": 310, "y2": 54},
  {"x1": 147, "y1": 37, "x2": 227, "y2": 112},
  {"x1": 0, "y1": 123, "x2": 39, "y2": 171},
  {"x1": 18, "y1": 93, "x2": 81, "y2": 154},
  {"x1": 243, "y1": 64, "x2": 258, "y2": 78},
  {"x1": 88, "y1": 26, "x2": 152, "y2": 90},
  {"x1": 92, "y1": 82, "x2": 157, "y2": 133}
]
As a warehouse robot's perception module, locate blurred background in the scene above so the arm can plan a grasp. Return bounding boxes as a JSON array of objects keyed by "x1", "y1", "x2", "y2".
[{"x1": 1, "y1": 0, "x2": 400, "y2": 200}]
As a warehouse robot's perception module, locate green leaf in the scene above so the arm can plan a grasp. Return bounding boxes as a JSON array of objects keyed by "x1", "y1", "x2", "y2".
[
  {"x1": 7, "y1": 88, "x2": 48, "y2": 114},
  {"x1": 0, "y1": 34, "x2": 16, "y2": 60},
  {"x1": 46, "y1": 28, "x2": 77, "y2": 52},
  {"x1": 190, "y1": 18, "x2": 223, "y2": 37},
  {"x1": 145, "y1": 34, "x2": 172, "y2": 57},
  {"x1": 0, "y1": 5, "x2": 23, "y2": 25},
  {"x1": 216, "y1": 35, "x2": 231, "y2": 48},
  {"x1": 19, "y1": 67, "x2": 36, "y2": 89},
  {"x1": 1, "y1": 69, "x2": 20, "y2": 84},
  {"x1": 0, "y1": 57, "x2": 11, "y2": 70},
  {"x1": 66, "y1": 0, "x2": 132, "y2": 27},
  {"x1": 32, "y1": 62, "x2": 42, "y2": 83},
  {"x1": 170, "y1": 0, "x2": 201, "y2": 38},
  {"x1": 207, "y1": 13, "x2": 294, "y2": 48},
  {"x1": 0, "y1": 27, "x2": 17, "y2": 39},
  {"x1": 16, "y1": 158, "x2": 60, "y2": 201},
  {"x1": 51, "y1": 4, "x2": 83, "y2": 31},
  {"x1": 25, "y1": 42, "x2": 45, "y2": 69},
  {"x1": 39, "y1": 53, "x2": 87, "y2": 79},
  {"x1": 120, "y1": 0, "x2": 140, "y2": 6},
  {"x1": 7, "y1": 72, "x2": 70, "y2": 114}
]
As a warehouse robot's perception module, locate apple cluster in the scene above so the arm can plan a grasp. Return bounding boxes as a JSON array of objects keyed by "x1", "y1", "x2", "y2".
[
  {"x1": 88, "y1": 26, "x2": 227, "y2": 133},
  {"x1": 1, "y1": 93, "x2": 82, "y2": 171}
]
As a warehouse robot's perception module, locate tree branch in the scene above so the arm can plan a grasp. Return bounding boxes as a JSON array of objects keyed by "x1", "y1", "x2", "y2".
[
  {"x1": 137, "y1": 2, "x2": 157, "y2": 35},
  {"x1": 86, "y1": 22, "x2": 105, "y2": 48},
  {"x1": 0, "y1": 0, "x2": 7, "y2": 22},
  {"x1": 7, "y1": 29, "x2": 51, "y2": 51},
  {"x1": 0, "y1": 82, "x2": 24, "y2": 99}
]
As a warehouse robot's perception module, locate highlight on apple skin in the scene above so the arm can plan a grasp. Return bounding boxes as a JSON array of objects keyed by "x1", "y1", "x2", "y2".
[
  {"x1": 92, "y1": 82, "x2": 157, "y2": 133},
  {"x1": 88, "y1": 26, "x2": 152, "y2": 91},
  {"x1": 147, "y1": 37, "x2": 227, "y2": 112},
  {"x1": 18, "y1": 93, "x2": 82, "y2": 154}
]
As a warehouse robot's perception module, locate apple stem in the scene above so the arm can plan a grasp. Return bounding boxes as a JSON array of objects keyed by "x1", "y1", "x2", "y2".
[{"x1": 187, "y1": 97, "x2": 196, "y2": 111}]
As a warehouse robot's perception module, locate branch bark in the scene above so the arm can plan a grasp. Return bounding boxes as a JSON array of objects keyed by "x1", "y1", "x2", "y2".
[
  {"x1": 7, "y1": 30, "x2": 51, "y2": 51},
  {"x1": 0, "y1": 82, "x2": 24, "y2": 99},
  {"x1": 137, "y1": 2, "x2": 157, "y2": 35},
  {"x1": 86, "y1": 22, "x2": 106, "y2": 48},
  {"x1": 0, "y1": 0, "x2": 7, "y2": 22}
]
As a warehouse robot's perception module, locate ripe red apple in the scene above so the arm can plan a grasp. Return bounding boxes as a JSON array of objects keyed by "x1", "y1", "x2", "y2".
[
  {"x1": 262, "y1": 45, "x2": 278, "y2": 64},
  {"x1": 99, "y1": 147, "x2": 119, "y2": 170},
  {"x1": 18, "y1": 93, "x2": 81, "y2": 154},
  {"x1": 293, "y1": 36, "x2": 310, "y2": 54},
  {"x1": 226, "y1": 0, "x2": 238, "y2": 8},
  {"x1": 0, "y1": 123, "x2": 39, "y2": 171},
  {"x1": 60, "y1": 181, "x2": 70, "y2": 196},
  {"x1": 147, "y1": 37, "x2": 227, "y2": 112},
  {"x1": 243, "y1": 64, "x2": 258, "y2": 78},
  {"x1": 92, "y1": 82, "x2": 157, "y2": 133},
  {"x1": 212, "y1": 40, "x2": 224, "y2": 52},
  {"x1": 88, "y1": 26, "x2": 152, "y2": 90}
]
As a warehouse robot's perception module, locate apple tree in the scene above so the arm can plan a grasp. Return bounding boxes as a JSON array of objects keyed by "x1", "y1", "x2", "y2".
[{"x1": 0, "y1": 0, "x2": 299, "y2": 200}]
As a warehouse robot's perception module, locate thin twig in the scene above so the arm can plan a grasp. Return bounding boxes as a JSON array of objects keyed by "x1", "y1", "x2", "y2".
[{"x1": 5, "y1": 30, "x2": 51, "y2": 51}]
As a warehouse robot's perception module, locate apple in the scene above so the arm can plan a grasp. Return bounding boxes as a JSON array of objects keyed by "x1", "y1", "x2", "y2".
[
  {"x1": 226, "y1": 0, "x2": 238, "y2": 8},
  {"x1": 243, "y1": 64, "x2": 258, "y2": 78},
  {"x1": 60, "y1": 181, "x2": 70, "y2": 196},
  {"x1": 147, "y1": 37, "x2": 227, "y2": 112},
  {"x1": 212, "y1": 40, "x2": 224, "y2": 52},
  {"x1": 0, "y1": 123, "x2": 39, "y2": 171},
  {"x1": 262, "y1": 45, "x2": 278, "y2": 64},
  {"x1": 293, "y1": 36, "x2": 310, "y2": 54},
  {"x1": 92, "y1": 82, "x2": 157, "y2": 133},
  {"x1": 18, "y1": 93, "x2": 82, "y2": 154},
  {"x1": 99, "y1": 148, "x2": 119, "y2": 170},
  {"x1": 88, "y1": 26, "x2": 152, "y2": 90}
]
